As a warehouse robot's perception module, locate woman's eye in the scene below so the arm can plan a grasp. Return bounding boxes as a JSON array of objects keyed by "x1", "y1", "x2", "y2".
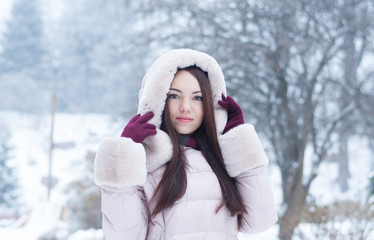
[
  {"x1": 193, "y1": 96, "x2": 203, "y2": 101},
  {"x1": 168, "y1": 94, "x2": 179, "y2": 99}
]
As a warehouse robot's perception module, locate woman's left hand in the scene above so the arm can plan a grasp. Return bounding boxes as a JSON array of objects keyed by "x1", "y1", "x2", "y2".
[{"x1": 218, "y1": 94, "x2": 244, "y2": 134}]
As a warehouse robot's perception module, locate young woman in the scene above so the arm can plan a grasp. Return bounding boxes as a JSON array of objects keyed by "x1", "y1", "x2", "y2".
[{"x1": 94, "y1": 49, "x2": 277, "y2": 239}]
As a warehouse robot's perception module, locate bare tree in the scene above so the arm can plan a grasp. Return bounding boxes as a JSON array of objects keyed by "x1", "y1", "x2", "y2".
[{"x1": 336, "y1": 0, "x2": 373, "y2": 192}]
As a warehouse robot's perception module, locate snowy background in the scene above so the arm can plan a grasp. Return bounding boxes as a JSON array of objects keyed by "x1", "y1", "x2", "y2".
[{"x1": 1, "y1": 0, "x2": 374, "y2": 239}]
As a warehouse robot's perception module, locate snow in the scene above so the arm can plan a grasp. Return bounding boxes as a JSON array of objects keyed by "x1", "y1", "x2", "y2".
[
  {"x1": 0, "y1": 201, "x2": 63, "y2": 240},
  {"x1": 309, "y1": 136, "x2": 372, "y2": 204},
  {"x1": 0, "y1": 111, "x2": 122, "y2": 239},
  {"x1": 0, "y1": 112, "x2": 117, "y2": 207},
  {"x1": 0, "y1": 110, "x2": 372, "y2": 239}
]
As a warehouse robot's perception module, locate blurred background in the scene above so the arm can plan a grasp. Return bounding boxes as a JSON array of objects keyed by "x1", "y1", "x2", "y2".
[{"x1": 0, "y1": 0, "x2": 374, "y2": 239}]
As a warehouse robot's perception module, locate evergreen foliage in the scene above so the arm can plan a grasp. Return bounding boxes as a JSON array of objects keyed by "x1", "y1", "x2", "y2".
[
  {"x1": 0, "y1": 0, "x2": 46, "y2": 78},
  {"x1": 369, "y1": 173, "x2": 374, "y2": 200},
  {"x1": 0, "y1": 128, "x2": 18, "y2": 208},
  {"x1": 0, "y1": 0, "x2": 49, "y2": 113}
]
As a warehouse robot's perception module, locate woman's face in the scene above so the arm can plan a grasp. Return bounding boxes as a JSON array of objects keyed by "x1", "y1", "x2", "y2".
[{"x1": 167, "y1": 70, "x2": 204, "y2": 135}]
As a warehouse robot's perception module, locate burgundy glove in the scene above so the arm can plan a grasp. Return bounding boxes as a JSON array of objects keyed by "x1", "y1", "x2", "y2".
[
  {"x1": 218, "y1": 94, "x2": 244, "y2": 134},
  {"x1": 121, "y1": 112, "x2": 157, "y2": 143}
]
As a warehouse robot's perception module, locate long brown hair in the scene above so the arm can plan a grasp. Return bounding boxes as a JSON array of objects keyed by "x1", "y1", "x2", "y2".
[{"x1": 151, "y1": 66, "x2": 247, "y2": 228}]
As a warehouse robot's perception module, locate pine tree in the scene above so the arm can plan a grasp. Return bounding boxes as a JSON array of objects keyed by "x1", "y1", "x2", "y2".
[
  {"x1": 0, "y1": 0, "x2": 46, "y2": 78},
  {"x1": 0, "y1": 0, "x2": 48, "y2": 112},
  {"x1": 0, "y1": 128, "x2": 18, "y2": 208},
  {"x1": 369, "y1": 168, "x2": 374, "y2": 201}
]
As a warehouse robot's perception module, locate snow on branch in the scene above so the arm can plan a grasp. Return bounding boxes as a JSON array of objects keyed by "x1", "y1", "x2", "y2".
[{"x1": 305, "y1": 101, "x2": 356, "y2": 188}]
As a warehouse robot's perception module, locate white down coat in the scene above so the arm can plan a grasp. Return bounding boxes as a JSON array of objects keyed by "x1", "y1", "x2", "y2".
[{"x1": 94, "y1": 49, "x2": 278, "y2": 239}]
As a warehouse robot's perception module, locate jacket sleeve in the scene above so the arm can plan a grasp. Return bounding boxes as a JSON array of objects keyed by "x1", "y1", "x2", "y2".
[
  {"x1": 218, "y1": 124, "x2": 269, "y2": 177},
  {"x1": 236, "y1": 166, "x2": 278, "y2": 233},
  {"x1": 218, "y1": 124, "x2": 278, "y2": 233},
  {"x1": 94, "y1": 137, "x2": 150, "y2": 239},
  {"x1": 101, "y1": 186, "x2": 149, "y2": 240},
  {"x1": 94, "y1": 137, "x2": 147, "y2": 188}
]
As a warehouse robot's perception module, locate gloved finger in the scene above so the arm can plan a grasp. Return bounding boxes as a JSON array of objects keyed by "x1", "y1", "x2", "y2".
[
  {"x1": 137, "y1": 112, "x2": 154, "y2": 124},
  {"x1": 128, "y1": 114, "x2": 141, "y2": 123},
  {"x1": 226, "y1": 96, "x2": 237, "y2": 105},
  {"x1": 219, "y1": 94, "x2": 230, "y2": 108},
  {"x1": 143, "y1": 123, "x2": 156, "y2": 129},
  {"x1": 227, "y1": 96, "x2": 241, "y2": 110},
  {"x1": 218, "y1": 100, "x2": 230, "y2": 109},
  {"x1": 143, "y1": 129, "x2": 157, "y2": 137}
]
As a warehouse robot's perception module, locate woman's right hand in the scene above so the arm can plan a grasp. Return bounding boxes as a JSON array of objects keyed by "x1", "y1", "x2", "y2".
[{"x1": 121, "y1": 112, "x2": 157, "y2": 143}]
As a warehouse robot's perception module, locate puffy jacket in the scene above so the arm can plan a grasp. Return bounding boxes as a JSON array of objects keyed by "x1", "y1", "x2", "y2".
[{"x1": 94, "y1": 49, "x2": 278, "y2": 239}]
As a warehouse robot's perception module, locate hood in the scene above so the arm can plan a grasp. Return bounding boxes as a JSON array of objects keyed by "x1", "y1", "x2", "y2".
[{"x1": 138, "y1": 48, "x2": 228, "y2": 134}]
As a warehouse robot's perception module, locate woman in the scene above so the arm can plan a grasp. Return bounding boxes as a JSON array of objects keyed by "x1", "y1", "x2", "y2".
[{"x1": 94, "y1": 49, "x2": 277, "y2": 239}]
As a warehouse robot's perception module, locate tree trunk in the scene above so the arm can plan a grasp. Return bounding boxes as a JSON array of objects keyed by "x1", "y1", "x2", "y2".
[
  {"x1": 337, "y1": 133, "x2": 350, "y2": 192},
  {"x1": 278, "y1": 176, "x2": 308, "y2": 240}
]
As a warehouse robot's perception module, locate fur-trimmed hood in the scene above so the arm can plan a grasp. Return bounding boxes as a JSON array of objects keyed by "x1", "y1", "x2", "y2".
[
  {"x1": 137, "y1": 48, "x2": 228, "y2": 134},
  {"x1": 137, "y1": 49, "x2": 229, "y2": 172}
]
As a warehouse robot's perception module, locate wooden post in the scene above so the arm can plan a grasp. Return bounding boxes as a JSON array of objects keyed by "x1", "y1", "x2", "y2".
[{"x1": 47, "y1": 86, "x2": 56, "y2": 201}]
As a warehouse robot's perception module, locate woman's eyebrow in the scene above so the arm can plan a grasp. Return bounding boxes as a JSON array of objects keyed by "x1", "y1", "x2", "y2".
[
  {"x1": 169, "y1": 88, "x2": 202, "y2": 94},
  {"x1": 169, "y1": 88, "x2": 182, "y2": 93}
]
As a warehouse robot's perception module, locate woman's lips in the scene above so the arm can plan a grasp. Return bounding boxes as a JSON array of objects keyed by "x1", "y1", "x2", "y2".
[{"x1": 176, "y1": 116, "x2": 193, "y2": 123}]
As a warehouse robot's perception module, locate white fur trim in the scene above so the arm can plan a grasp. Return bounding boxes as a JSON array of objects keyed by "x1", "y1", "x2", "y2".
[
  {"x1": 137, "y1": 49, "x2": 228, "y2": 135},
  {"x1": 218, "y1": 124, "x2": 269, "y2": 177},
  {"x1": 94, "y1": 137, "x2": 147, "y2": 187},
  {"x1": 143, "y1": 129, "x2": 173, "y2": 172}
]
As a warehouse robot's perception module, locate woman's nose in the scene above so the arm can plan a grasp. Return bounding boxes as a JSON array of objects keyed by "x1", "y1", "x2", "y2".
[{"x1": 180, "y1": 99, "x2": 191, "y2": 112}]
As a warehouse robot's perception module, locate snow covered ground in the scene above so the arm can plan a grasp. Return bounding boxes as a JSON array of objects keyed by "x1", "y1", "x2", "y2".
[
  {"x1": 0, "y1": 111, "x2": 372, "y2": 239},
  {"x1": 0, "y1": 111, "x2": 120, "y2": 239}
]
